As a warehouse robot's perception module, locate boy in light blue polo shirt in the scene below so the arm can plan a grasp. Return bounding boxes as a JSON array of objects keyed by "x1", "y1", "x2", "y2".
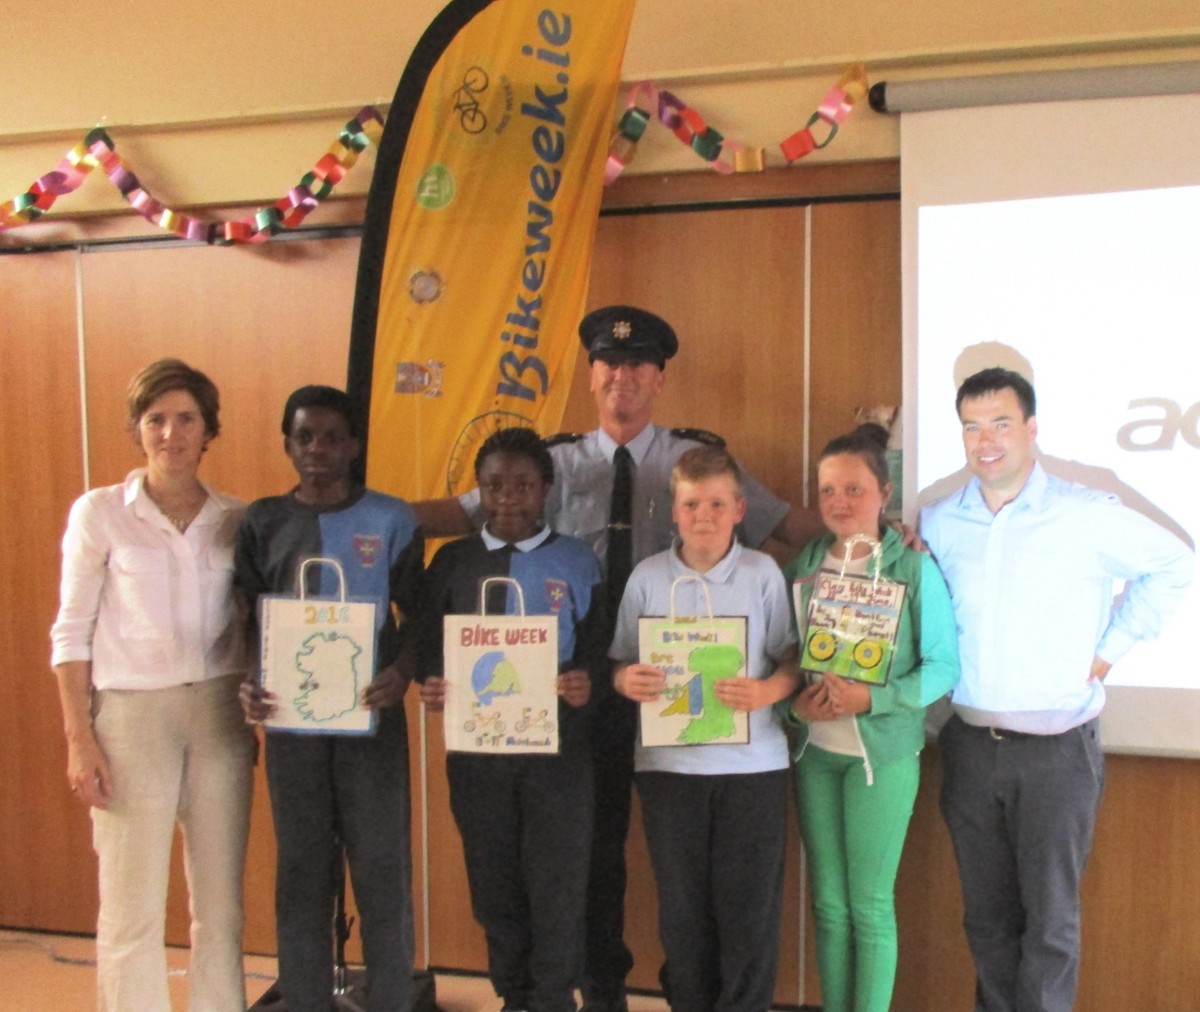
[{"x1": 610, "y1": 444, "x2": 800, "y2": 1012}]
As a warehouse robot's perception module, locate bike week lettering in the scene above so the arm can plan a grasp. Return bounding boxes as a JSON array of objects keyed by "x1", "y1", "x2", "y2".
[
  {"x1": 460, "y1": 623, "x2": 550, "y2": 646},
  {"x1": 496, "y1": 9, "x2": 572, "y2": 404},
  {"x1": 462, "y1": 624, "x2": 500, "y2": 646},
  {"x1": 816, "y1": 574, "x2": 902, "y2": 608},
  {"x1": 658, "y1": 630, "x2": 718, "y2": 643},
  {"x1": 507, "y1": 627, "x2": 549, "y2": 644}
]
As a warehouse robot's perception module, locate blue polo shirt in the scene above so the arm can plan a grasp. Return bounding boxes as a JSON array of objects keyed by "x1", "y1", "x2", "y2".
[{"x1": 609, "y1": 539, "x2": 795, "y2": 775}]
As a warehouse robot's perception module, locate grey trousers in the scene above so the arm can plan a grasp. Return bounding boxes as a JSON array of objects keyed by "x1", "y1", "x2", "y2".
[
  {"x1": 637, "y1": 769, "x2": 788, "y2": 1012},
  {"x1": 939, "y1": 715, "x2": 1105, "y2": 1012},
  {"x1": 447, "y1": 727, "x2": 593, "y2": 1012},
  {"x1": 265, "y1": 705, "x2": 415, "y2": 1012}
]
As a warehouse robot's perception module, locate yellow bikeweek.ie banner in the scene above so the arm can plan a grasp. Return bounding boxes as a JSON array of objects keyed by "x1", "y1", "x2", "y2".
[{"x1": 352, "y1": 0, "x2": 637, "y2": 501}]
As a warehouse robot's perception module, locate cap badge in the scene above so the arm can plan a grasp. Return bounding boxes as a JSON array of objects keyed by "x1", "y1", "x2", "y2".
[{"x1": 613, "y1": 320, "x2": 632, "y2": 341}]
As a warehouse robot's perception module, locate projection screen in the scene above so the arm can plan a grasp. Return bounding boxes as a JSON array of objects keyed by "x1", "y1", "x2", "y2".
[{"x1": 902, "y1": 90, "x2": 1200, "y2": 757}]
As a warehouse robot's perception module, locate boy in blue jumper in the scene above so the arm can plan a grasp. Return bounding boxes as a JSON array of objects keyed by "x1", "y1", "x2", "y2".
[
  {"x1": 420, "y1": 427, "x2": 606, "y2": 1012},
  {"x1": 236, "y1": 385, "x2": 423, "y2": 1012},
  {"x1": 611, "y1": 445, "x2": 800, "y2": 1012}
]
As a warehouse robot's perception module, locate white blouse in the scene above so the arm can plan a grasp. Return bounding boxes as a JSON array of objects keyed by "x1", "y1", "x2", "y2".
[{"x1": 50, "y1": 469, "x2": 246, "y2": 691}]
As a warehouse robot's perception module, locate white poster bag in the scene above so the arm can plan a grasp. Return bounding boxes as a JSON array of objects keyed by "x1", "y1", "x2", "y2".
[
  {"x1": 637, "y1": 575, "x2": 749, "y2": 747},
  {"x1": 443, "y1": 577, "x2": 560, "y2": 754},
  {"x1": 260, "y1": 556, "x2": 377, "y2": 735}
]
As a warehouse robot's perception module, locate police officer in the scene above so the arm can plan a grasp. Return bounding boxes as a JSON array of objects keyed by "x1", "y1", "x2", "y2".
[{"x1": 416, "y1": 305, "x2": 808, "y2": 1011}]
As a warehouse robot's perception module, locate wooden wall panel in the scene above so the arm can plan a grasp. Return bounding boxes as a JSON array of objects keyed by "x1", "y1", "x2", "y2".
[
  {"x1": 892, "y1": 751, "x2": 974, "y2": 1009},
  {"x1": 572, "y1": 205, "x2": 809, "y2": 507},
  {"x1": 888, "y1": 750, "x2": 1200, "y2": 1010},
  {"x1": 0, "y1": 251, "x2": 94, "y2": 933},
  {"x1": 423, "y1": 718, "x2": 480, "y2": 968},
  {"x1": 1078, "y1": 755, "x2": 1200, "y2": 1009},
  {"x1": 807, "y1": 199, "x2": 903, "y2": 503},
  {"x1": 77, "y1": 238, "x2": 358, "y2": 500}
]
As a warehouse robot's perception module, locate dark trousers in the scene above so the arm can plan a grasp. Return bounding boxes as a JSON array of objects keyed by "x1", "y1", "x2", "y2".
[
  {"x1": 939, "y1": 715, "x2": 1105, "y2": 1012},
  {"x1": 265, "y1": 706, "x2": 415, "y2": 1012},
  {"x1": 582, "y1": 694, "x2": 638, "y2": 1001},
  {"x1": 448, "y1": 731, "x2": 594, "y2": 1012},
  {"x1": 637, "y1": 769, "x2": 788, "y2": 1012}
]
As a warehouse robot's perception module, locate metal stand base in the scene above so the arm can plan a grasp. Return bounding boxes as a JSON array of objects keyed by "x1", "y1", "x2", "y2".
[
  {"x1": 249, "y1": 833, "x2": 439, "y2": 1012},
  {"x1": 249, "y1": 967, "x2": 438, "y2": 1011}
]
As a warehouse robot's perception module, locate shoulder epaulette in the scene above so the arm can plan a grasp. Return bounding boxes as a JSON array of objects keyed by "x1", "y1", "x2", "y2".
[
  {"x1": 671, "y1": 427, "x2": 726, "y2": 448},
  {"x1": 545, "y1": 432, "x2": 586, "y2": 447}
]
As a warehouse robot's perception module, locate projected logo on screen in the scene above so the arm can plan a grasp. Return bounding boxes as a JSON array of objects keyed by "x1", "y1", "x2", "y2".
[{"x1": 1117, "y1": 398, "x2": 1200, "y2": 451}]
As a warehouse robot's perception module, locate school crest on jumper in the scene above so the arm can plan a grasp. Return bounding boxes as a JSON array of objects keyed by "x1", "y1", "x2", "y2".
[
  {"x1": 545, "y1": 578, "x2": 569, "y2": 613},
  {"x1": 353, "y1": 534, "x2": 384, "y2": 567}
]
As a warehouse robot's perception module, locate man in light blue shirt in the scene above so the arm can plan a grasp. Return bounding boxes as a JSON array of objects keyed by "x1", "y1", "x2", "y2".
[{"x1": 920, "y1": 367, "x2": 1192, "y2": 1012}]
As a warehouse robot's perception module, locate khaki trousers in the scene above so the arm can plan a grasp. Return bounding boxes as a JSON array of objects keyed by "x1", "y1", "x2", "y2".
[{"x1": 91, "y1": 675, "x2": 254, "y2": 1012}]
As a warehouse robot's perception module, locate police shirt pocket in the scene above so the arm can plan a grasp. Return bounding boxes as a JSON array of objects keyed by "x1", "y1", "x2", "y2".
[
  {"x1": 108, "y1": 546, "x2": 171, "y2": 639},
  {"x1": 561, "y1": 492, "x2": 608, "y2": 543}
]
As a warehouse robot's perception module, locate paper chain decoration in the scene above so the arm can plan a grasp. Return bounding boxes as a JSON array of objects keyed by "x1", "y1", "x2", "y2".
[
  {"x1": 0, "y1": 107, "x2": 383, "y2": 243},
  {"x1": 604, "y1": 65, "x2": 869, "y2": 183},
  {"x1": 2, "y1": 67, "x2": 866, "y2": 242}
]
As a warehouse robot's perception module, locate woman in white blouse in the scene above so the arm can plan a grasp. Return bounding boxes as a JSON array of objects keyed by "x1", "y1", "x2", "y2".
[{"x1": 50, "y1": 359, "x2": 254, "y2": 1012}]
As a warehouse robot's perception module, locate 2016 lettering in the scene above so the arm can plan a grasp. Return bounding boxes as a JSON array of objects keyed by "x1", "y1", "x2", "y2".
[{"x1": 304, "y1": 604, "x2": 351, "y2": 624}]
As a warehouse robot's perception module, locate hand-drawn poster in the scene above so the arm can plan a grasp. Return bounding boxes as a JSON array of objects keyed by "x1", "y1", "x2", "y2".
[
  {"x1": 443, "y1": 613, "x2": 559, "y2": 754},
  {"x1": 637, "y1": 616, "x2": 749, "y2": 747},
  {"x1": 260, "y1": 595, "x2": 377, "y2": 734},
  {"x1": 797, "y1": 571, "x2": 908, "y2": 686}
]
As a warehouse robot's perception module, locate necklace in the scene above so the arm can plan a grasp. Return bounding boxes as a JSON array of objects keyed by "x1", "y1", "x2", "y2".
[{"x1": 144, "y1": 482, "x2": 207, "y2": 534}]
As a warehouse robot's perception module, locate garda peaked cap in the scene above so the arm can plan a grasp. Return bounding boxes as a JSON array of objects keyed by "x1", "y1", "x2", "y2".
[{"x1": 579, "y1": 305, "x2": 678, "y2": 367}]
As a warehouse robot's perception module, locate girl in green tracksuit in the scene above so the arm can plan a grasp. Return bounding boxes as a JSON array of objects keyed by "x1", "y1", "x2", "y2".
[{"x1": 780, "y1": 425, "x2": 960, "y2": 1012}]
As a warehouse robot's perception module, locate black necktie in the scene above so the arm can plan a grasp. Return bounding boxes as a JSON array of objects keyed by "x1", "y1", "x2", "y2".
[{"x1": 608, "y1": 445, "x2": 634, "y2": 612}]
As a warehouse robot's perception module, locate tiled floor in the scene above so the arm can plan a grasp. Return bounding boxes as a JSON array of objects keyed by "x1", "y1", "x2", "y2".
[{"x1": 0, "y1": 929, "x2": 671, "y2": 1012}]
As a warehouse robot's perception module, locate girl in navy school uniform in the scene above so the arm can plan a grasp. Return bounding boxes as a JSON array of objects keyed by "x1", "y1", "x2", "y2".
[{"x1": 419, "y1": 427, "x2": 607, "y2": 1012}]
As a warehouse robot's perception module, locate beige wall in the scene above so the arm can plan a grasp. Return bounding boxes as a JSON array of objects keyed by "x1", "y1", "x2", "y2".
[{"x1": 3, "y1": 0, "x2": 1200, "y2": 219}]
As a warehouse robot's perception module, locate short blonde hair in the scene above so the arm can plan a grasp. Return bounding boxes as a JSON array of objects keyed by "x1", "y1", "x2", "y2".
[{"x1": 670, "y1": 444, "x2": 744, "y2": 498}]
